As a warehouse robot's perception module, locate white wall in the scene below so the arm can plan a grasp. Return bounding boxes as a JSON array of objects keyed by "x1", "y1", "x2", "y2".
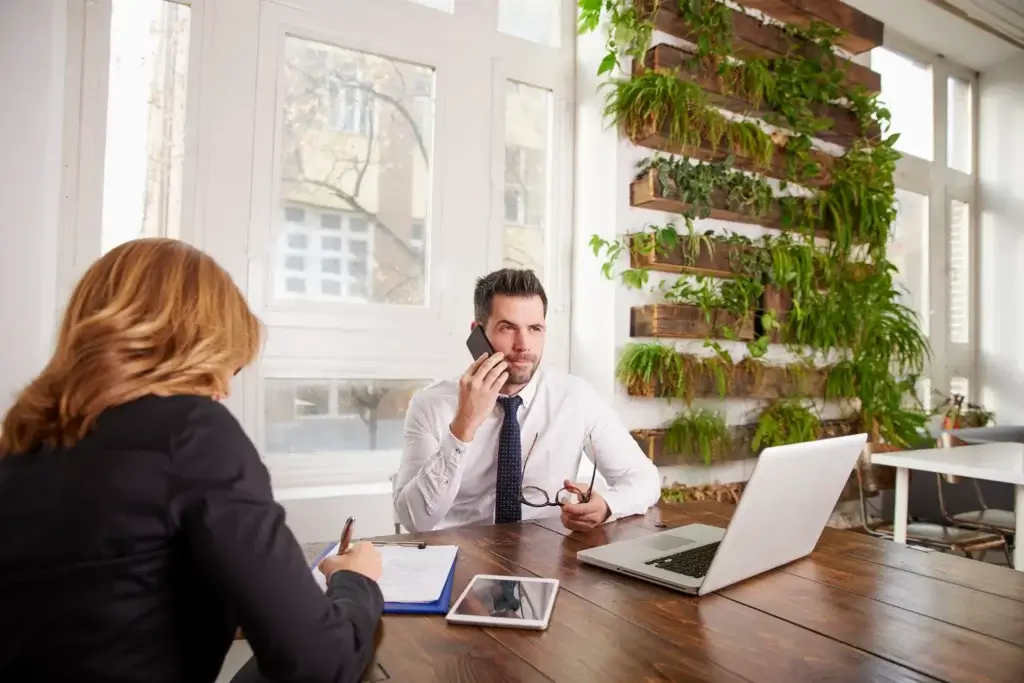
[
  {"x1": 0, "y1": 0, "x2": 66, "y2": 413},
  {"x1": 978, "y1": 52, "x2": 1024, "y2": 422}
]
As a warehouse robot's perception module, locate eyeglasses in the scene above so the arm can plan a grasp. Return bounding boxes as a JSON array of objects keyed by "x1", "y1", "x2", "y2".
[{"x1": 519, "y1": 434, "x2": 597, "y2": 508}]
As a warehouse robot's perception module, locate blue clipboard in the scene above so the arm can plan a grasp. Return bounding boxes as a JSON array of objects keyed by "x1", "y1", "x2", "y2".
[{"x1": 310, "y1": 542, "x2": 457, "y2": 615}]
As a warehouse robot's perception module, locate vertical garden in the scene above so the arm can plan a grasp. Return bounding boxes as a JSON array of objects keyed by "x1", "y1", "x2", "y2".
[{"x1": 580, "y1": 0, "x2": 932, "y2": 492}]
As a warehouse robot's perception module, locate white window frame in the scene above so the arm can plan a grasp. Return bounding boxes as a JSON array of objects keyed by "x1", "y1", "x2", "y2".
[
  {"x1": 245, "y1": 0, "x2": 576, "y2": 486},
  {"x1": 874, "y1": 31, "x2": 980, "y2": 407},
  {"x1": 59, "y1": 0, "x2": 206, "y2": 301}
]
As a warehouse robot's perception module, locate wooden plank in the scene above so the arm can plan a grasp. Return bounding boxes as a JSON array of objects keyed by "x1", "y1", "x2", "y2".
[
  {"x1": 634, "y1": 418, "x2": 857, "y2": 465},
  {"x1": 629, "y1": 170, "x2": 833, "y2": 238},
  {"x1": 641, "y1": 0, "x2": 881, "y2": 92},
  {"x1": 482, "y1": 522, "x2": 940, "y2": 682},
  {"x1": 782, "y1": 550, "x2": 1024, "y2": 647},
  {"x1": 659, "y1": 501, "x2": 1024, "y2": 603},
  {"x1": 627, "y1": 232, "x2": 746, "y2": 278},
  {"x1": 734, "y1": 0, "x2": 884, "y2": 54},
  {"x1": 641, "y1": 43, "x2": 880, "y2": 147},
  {"x1": 624, "y1": 353, "x2": 829, "y2": 400},
  {"x1": 629, "y1": 303, "x2": 755, "y2": 341},
  {"x1": 630, "y1": 117, "x2": 835, "y2": 189},
  {"x1": 721, "y1": 570, "x2": 1024, "y2": 683}
]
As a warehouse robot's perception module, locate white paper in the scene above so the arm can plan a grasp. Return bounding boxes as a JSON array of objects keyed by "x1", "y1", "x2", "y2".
[{"x1": 312, "y1": 543, "x2": 458, "y2": 603}]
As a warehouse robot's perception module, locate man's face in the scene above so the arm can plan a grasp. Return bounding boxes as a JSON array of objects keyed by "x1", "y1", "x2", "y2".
[{"x1": 477, "y1": 294, "x2": 545, "y2": 388}]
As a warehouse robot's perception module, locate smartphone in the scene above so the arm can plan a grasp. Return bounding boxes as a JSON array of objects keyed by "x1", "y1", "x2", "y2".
[{"x1": 466, "y1": 325, "x2": 495, "y2": 360}]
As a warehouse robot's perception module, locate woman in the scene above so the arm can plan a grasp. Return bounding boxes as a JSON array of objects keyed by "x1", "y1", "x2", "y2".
[{"x1": 0, "y1": 238, "x2": 384, "y2": 683}]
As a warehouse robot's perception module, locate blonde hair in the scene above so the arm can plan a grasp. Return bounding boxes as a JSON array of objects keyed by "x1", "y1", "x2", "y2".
[{"x1": 0, "y1": 238, "x2": 262, "y2": 455}]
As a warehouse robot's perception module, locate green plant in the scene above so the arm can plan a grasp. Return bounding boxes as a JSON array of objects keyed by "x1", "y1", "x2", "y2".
[
  {"x1": 577, "y1": 0, "x2": 659, "y2": 75},
  {"x1": 603, "y1": 70, "x2": 775, "y2": 167},
  {"x1": 585, "y1": 1, "x2": 932, "y2": 450},
  {"x1": 663, "y1": 408, "x2": 732, "y2": 465},
  {"x1": 751, "y1": 399, "x2": 821, "y2": 452},
  {"x1": 615, "y1": 342, "x2": 688, "y2": 399}
]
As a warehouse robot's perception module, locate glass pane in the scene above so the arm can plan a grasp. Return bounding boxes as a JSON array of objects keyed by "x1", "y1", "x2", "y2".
[
  {"x1": 871, "y1": 47, "x2": 933, "y2": 161},
  {"x1": 264, "y1": 379, "x2": 428, "y2": 454},
  {"x1": 499, "y1": 0, "x2": 561, "y2": 47},
  {"x1": 503, "y1": 81, "x2": 552, "y2": 281},
  {"x1": 278, "y1": 37, "x2": 434, "y2": 306},
  {"x1": 410, "y1": 0, "x2": 453, "y2": 11},
  {"x1": 949, "y1": 200, "x2": 970, "y2": 344},
  {"x1": 101, "y1": 0, "x2": 191, "y2": 253},
  {"x1": 890, "y1": 189, "x2": 929, "y2": 333},
  {"x1": 947, "y1": 76, "x2": 972, "y2": 174}
]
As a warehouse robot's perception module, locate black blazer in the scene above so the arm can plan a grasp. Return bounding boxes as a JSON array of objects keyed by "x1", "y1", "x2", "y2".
[{"x1": 0, "y1": 394, "x2": 383, "y2": 683}]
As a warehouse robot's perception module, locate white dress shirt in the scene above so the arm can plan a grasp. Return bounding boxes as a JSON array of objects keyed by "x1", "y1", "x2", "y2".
[{"x1": 393, "y1": 367, "x2": 661, "y2": 532}]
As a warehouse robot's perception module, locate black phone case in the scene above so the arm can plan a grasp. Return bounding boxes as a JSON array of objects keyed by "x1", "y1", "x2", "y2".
[{"x1": 466, "y1": 327, "x2": 494, "y2": 360}]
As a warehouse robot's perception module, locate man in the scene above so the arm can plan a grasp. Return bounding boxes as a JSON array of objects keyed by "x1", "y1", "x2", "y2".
[{"x1": 393, "y1": 268, "x2": 660, "y2": 533}]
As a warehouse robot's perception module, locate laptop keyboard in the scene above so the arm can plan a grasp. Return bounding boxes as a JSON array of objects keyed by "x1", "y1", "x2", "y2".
[{"x1": 644, "y1": 542, "x2": 721, "y2": 578}]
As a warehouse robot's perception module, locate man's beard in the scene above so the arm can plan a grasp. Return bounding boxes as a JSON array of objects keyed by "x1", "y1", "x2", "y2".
[{"x1": 505, "y1": 354, "x2": 539, "y2": 386}]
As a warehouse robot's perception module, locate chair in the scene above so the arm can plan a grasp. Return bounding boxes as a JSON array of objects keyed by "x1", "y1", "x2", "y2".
[
  {"x1": 389, "y1": 473, "x2": 402, "y2": 535},
  {"x1": 853, "y1": 445, "x2": 1012, "y2": 565}
]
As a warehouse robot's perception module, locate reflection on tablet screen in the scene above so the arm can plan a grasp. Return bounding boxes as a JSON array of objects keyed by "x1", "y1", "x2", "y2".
[{"x1": 451, "y1": 578, "x2": 556, "y2": 620}]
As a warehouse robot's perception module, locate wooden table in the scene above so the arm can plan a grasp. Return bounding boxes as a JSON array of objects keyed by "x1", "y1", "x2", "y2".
[
  {"x1": 871, "y1": 442, "x2": 1023, "y2": 570},
  {"x1": 306, "y1": 501, "x2": 1024, "y2": 683}
]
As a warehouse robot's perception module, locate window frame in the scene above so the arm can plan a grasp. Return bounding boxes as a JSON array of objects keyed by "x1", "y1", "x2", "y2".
[
  {"x1": 59, "y1": 0, "x2": 206, "y2": 300},
  {"x1": 245, "y1": 0, "x2": 576, "y2": 486},
  {"x1": 873, "y1": 30, "x2": 980, "y2": 405}
]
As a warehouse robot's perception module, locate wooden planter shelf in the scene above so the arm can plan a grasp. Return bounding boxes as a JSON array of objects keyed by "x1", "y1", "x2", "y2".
[
  {"x1": 625, "y1": 356, "x2": 830, "y2": 400},
  {"x1": 631, "y1": 304, "x2": 755, "y2": 341},
  {"x1": 638, "y1": 43, "x2": 880, "y2": 148},
  {"x1": 634, "y1": 418, "x2": 860, "y2": 466},
  {"x1": 630, "y1": 118, "x2": 835, "y2": 189},
  {"x1": 638, "y1": 0, "x2": 881, "y2": 93},
  {"x1": 629, "y1": 169, "x2": 834, "y2": 238},
  {"x1": 628, "y1": 233, "x2": 747, "y2": 278},
  {"x1": 733, "y1": 0, "x2": 883, "y2": 55}
]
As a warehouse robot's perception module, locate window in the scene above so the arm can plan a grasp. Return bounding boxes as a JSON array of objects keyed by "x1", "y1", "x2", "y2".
[
  {"x1": 890, "y1": 189, "x2": 929, "y2": 331},
  {"x1": 948, "y1": 200, "x2": 970, "y2": 345},
  {"x1": 503, "y1": 81, "x2": 552, "y2": 280},
  {"x1": 235, "y1": 0, "x2": 573, "y2": 485},
  {"x1": 100, "y1": 0, "x2": 193, "y2": 254},
  {"x1": 947, "y1": 76, "x2": 972, "y2": 174},
  {"x1": 277, "y1": 37, "x2": 433, "y2": 307},
  {"x1": 871, "y1": 47, "x2": 933, "y2": 161},
  {"x1": 263, "y1": 378, "x2": 429, "y2": 479},
  {"x1": 276, "y1": 205, "x2": 374, "y2": 301},
  {"x1": 499, "y1": 0, "x2": 561, "y2": 47},
  {"x1": 872, "y1": 40, "x2": 977, "y2": 405}
]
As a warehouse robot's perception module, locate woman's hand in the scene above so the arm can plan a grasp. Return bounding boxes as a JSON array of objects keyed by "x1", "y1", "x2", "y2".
[{"x1": 319, "y1": 542, "x2": 383, "y2": 583}]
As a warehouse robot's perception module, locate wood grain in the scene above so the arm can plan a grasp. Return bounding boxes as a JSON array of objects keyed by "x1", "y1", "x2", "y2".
[
  {"x1": 639, "y1": 0, "x2": 881, "y2": 92},
  {"x1": 733, "y1": 0, "x2": 884, "y2": 54},
  {"x1": 640, "y1": 43, "x2": 880, "y2": 146},
  {"x1": 286, "y1": 501, "x2": 1024, "y2": 682}
]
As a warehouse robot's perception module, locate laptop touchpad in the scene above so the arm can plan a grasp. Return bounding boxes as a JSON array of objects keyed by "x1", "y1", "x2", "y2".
[{"x1": 646, "y1": 535, "x2": 694, "y2": 551}]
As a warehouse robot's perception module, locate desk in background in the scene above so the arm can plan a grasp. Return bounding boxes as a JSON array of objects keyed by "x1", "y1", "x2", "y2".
[
  {"x1": 871, "y1": 442, "x2": 1023, "y2": 570},
  {"x1": 301, "y1": 501, "x2": 1024, "y2": 683}
]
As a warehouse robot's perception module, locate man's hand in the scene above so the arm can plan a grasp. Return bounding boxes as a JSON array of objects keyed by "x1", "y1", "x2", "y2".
[
  {"x1": 450, "y1": 352, "x2": 508, "y2": 443},
  {"x1": 559, "y1": 480, "x2": 611, "y2": 531}
]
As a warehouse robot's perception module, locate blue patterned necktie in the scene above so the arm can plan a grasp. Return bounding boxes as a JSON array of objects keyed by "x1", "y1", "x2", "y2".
[{"x1": 495, "y1": 395, "x2": 523, "y2": 524}]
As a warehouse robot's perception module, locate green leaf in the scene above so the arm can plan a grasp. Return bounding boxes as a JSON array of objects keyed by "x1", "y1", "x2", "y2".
[{"x1": 598, "y1": 53, "x2": 617, "y2": 75}]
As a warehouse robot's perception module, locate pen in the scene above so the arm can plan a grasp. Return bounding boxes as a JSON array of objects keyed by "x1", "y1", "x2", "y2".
[{"x1": 339, "y1": 516, "x2": 355, "y2": 554}]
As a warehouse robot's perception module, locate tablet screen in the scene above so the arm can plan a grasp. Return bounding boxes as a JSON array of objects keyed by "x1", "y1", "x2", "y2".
[{"x1": 449, "y1": 577, "x2": 556, "y2": 621}]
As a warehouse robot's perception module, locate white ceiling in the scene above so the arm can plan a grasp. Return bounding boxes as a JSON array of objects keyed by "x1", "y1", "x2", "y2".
[{"x1": 845, "y1": 0, "x2": 1022, "y2": 71}]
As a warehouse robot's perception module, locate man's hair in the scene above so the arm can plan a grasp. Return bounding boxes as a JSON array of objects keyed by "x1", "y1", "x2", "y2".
[{"x1": 473, "y1": 268, "x2": 548, "y2": 324}]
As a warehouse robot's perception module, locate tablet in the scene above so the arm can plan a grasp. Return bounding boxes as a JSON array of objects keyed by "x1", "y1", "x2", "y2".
[{"x1": 445, "y1": 574, "x2": 559, "y2": 630}]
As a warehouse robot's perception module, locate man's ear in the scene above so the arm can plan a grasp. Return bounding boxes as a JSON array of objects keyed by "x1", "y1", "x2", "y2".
[{"x1": 469, "y1": 320, "x2": 479, "y2": 330}]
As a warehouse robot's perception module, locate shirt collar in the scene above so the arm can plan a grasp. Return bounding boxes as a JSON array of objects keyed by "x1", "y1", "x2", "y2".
[{"x1": 501, "y1": 366, "x2": 542, "y2": 409}]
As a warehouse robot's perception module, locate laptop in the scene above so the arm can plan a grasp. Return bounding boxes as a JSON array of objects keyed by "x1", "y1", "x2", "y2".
[{"x1": 576, "y1": 433, "x2": 868, "y2": 596}]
